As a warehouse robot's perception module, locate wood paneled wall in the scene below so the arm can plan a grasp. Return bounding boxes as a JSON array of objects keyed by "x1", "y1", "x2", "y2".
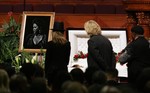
[
  {"x1": 0, "y1": 0, "x2": 123, "y2": 5},
  {"x1": 0, "y1": 13, "x2": 127, "y2": 29},
  {"x1": 0, "y1": 0, "x2": 132, "y2": 40},
  {"x1": 0, "y1": 13, "x2": 128, "y2": 40}
]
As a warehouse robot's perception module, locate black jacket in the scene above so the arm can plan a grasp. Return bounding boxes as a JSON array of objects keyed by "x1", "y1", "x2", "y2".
[
  {"x1": 87, "y1": 34, "x2": 116, "y2": 71},
  {"x1": 119, "y1": 36, "x2": 150, "y2": 83},
  {"x1": 45, "y1": 41, "x2": 71, "y2": 78}
]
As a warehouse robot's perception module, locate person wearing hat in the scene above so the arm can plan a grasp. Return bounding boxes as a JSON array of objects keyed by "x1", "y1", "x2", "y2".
[
  {"x1": 45, "y1": 21, "x2": 71, "y2": 87},
  {"x1": 118, "y1": 25, "x2": 150, "y2": 85}
]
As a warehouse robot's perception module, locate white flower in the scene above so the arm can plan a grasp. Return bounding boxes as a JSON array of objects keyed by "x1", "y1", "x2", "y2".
[
  {"x1": 15, "y1": 54, "x2": 21, "y2": 63},
  {"x1": 25, "y1": 58, "x2": 30, "y2": 63},
  {"x1": 31, "y1": 53, "x2": 38, "y2": 64}
]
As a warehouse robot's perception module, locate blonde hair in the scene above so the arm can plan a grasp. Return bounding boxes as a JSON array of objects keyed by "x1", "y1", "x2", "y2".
[
  {"x1": 52, "y1": 31, "x2": 67, "y2": 44},
  {"x1": 84, "y1": 20, "x2": 101, "y2": 36}
]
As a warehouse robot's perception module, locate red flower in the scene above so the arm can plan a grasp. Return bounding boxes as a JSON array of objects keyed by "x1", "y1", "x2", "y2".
[
  {"x1": 81, "y1": 55, "x2": 85, "y2": 58},
  {"x1": 74, "y1": 54, "x2": 79, "y2": 59},
  {"x1": 115, "y1": 52, "x2": 122, "y2": 62},
  {"x1": 2, "y1": 11, "x2": 21, "y2": 36},
  {"x1": 85, "y1": 53, "x2": 88, "y2": 57},
  {"x1": 115, "y1": 55, "x2": 119, "y2": 62},
  {"x1": 73, "y1": 51, "x2": 87, "y2": 61},
  {"x1": 8, "y1": 11, "x2": 13, "y2": 17},
  {"x1": 11, "y1": 26, "x2": 14, "y2": 32}
]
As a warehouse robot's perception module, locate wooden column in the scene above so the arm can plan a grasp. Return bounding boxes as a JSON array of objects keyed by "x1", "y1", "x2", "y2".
[{"x1": 123, "y1": 0, "x2": 150, "y2": 41}]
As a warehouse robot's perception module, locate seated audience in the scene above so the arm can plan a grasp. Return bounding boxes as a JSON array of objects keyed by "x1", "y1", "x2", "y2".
[
  {"x1": 20, "y1": 63, "x2": 36, "y2": 84},
  {"x1": 0, "y1": 63, "x2": 15, "y2": 78},
  {"x1": 29, "y1": 77, "x2": 51, "y2": 93},
  {"x1": 52, "y1": 70, "x2": 71, "y2": 93},
  {"x1": 84, "y1": 66, "x2": 99, "y2": 86},
  {"x1": 61, "y1": 81, "x2": 88, "y2": 93},
  {"x1": 100, "y1": 85, "x2": 121, "y2": 93},
  {"x1": 70, "y1": 68, "x2": 85, "y2": 84},
  {"x1": 88, "y1": 70, "x2": 107, "y2": 93},
  {"x1": 9, "y1": 73, "x2": 29, "y2": 93},
  {"x1": 91, "y1": 70, "x2": 107, "y2": 85},
  {"x1": 136, "y1": 67, "x2": 150, "y2": 93},
  {"x1": 0, "y1": 69, "x2": 11, "y2": 93},
  {"x1": 105, "y1": 68, "x2": 119, "y2": 86},
  {"x1": 20, "y1": 63, "x2": 45, "y2": 85}
]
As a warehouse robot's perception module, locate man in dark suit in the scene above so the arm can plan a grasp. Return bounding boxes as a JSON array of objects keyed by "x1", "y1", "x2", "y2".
[{"x1": 119, "y1": 25, "x2": 150, "y2": 84}]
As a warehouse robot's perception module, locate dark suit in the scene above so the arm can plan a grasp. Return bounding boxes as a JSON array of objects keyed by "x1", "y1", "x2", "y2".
[
  {"x1": 45, "y1": 41, "x2": 71, "y2": 85},
  {"x1": 121, "y1": 36, "x2": 150, "y2": 84},
  {"x1": 87, "y1": 34, "x2": 116, "y2": 71}
]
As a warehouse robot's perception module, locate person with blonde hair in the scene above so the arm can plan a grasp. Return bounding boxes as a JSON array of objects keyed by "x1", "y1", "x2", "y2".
[
  {"x1": 45, "y1": 21, "x2": 71, "y2": 86},
  {"x1": 84, "y1": 20, "x2": 116, "y2": 71}
]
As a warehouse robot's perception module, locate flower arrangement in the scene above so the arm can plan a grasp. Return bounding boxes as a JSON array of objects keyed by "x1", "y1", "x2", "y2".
[
  {"x1": 0, "y1": 12, "x2": 22, "y2": 72},
  {"x1": 13, "y1": 52, "x2": 46, "y2": 73},
  {"x1": 0, "y1": 12, "x2": 21, "y2": 64},
  {"x1": 0, "y1": 11, "x2": 21, "y2": 36},
  {"x1": 73, "y1": 51, "x2": 88, "y2": 61},
  {"x1": 0, "y1": 12, "x2": 45, "y2": 73}
]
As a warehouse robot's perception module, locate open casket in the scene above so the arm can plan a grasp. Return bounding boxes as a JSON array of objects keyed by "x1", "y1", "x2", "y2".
[{"x1": 67, "y1": 28, "x2": 128, "y2": 77}]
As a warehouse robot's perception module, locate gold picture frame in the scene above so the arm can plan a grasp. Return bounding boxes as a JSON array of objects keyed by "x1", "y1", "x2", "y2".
[{"x1": 19, "y1": 11, "x2": 55, "y2": 53}]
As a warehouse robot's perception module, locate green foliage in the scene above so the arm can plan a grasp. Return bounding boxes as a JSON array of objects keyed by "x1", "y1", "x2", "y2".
[
  {"x1": 0, "y1": 36, "x2": 19, "y2": 63},
  {"x1": 20, "y1": 50, "x2": 33, "y2": 64},
  {"x1": 0, "y1": 12, "x2": 21, "y2": 64},
  {"x1": 0, "y1": 12, "x2": 45, "y2": 71},
  {"x1": 1, "y1": 16, "x2": 21, "y2": 36}
]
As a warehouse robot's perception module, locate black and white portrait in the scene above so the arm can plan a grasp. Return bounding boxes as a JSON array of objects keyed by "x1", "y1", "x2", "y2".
[
  {"x1": 19, "y1": 12, "x2": 55, "y2": 53},
  {"x1": 24, "y1": 16, "x2": 50, "y2": 49}
]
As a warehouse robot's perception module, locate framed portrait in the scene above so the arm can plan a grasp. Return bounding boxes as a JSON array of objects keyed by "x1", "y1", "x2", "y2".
[{"x1": 19, "y1": 11, "x2": 55, "y2": 53}]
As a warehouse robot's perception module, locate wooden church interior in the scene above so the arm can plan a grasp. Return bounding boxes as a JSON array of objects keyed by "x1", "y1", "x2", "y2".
[
  {"x1": 0, "y1": 0, "x2": 150, "y2": 89},
  {"x1": 0, "y1": 0, "x2": 150, "y2": 41},
  {"x1": 0, "y1": 0, "x2": 149, "y2": 39}
]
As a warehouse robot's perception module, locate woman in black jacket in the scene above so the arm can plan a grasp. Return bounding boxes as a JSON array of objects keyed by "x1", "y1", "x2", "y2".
[
  {"x1": 45, "y1": 22, "x2": 71, "y2": 86},
  {"x1": 84, "y1": 20, "x2": 116, "y2": 71}
]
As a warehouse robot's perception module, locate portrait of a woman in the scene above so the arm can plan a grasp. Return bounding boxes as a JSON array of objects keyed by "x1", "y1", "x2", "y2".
[
  {"x1": 25, "y1": 18, "x2": 47, "y2": 49},
  {"x1": 24, "y1": 17, "x2": 50, "y2": 49}
]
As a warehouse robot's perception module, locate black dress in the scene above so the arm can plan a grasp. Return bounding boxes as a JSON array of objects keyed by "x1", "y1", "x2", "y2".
[
  {"x1": 24, "y1": 34, "x2": 47, "y2": 49},
  {"x1": 45, "y1": 41, "x2": 71, "y2": 85}
]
